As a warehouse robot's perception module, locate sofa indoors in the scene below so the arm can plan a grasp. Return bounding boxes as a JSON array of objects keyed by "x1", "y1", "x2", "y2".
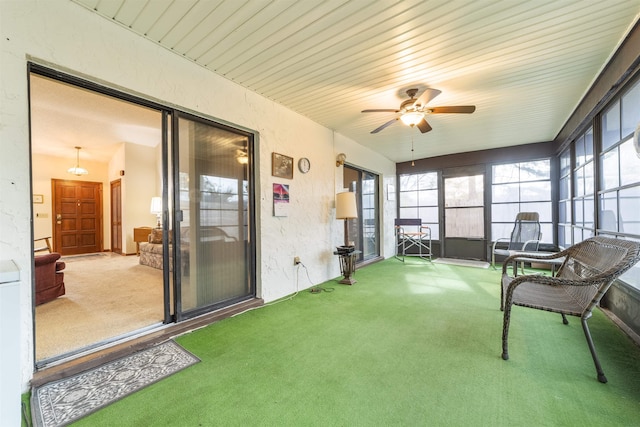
[
  {"x1": 139, "y1": 227, "x2": 238, "y2": 272},
  {"x1": 34, "y1": 252, "x2": 65, "y2": 305},
  {"x1": 139, "y1": 228, "x2": 172, "y2": 270}
]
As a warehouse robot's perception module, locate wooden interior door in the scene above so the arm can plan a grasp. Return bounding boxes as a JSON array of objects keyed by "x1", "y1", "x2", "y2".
[
  {"x1": 110, "y1": 179, "x2": 122, "y2": 254},
  {"x1": 52, "y1": 179, "x2": 103, "y2": 255}
]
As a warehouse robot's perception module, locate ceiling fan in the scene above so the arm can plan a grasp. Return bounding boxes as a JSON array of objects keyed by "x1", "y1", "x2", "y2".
[{"x1": 362, "y1": 88, "x2": 476, "y2": 134}]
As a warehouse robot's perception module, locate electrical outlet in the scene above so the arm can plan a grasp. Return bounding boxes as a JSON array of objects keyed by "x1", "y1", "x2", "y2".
[{"x1": 294, "y1": 256, "x2": 301, "y2": 265}]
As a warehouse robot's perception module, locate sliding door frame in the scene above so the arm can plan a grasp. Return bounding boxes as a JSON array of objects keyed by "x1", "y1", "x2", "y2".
[
  {"x1": 343, "y1": 164, "x2": 381, "y2": 263},
  {"x1": 171, "y1": 111, "x2": 257, "y2": 322},
  {"x1": 29, "y1": 63, "x2": 257, "y2": 364}
]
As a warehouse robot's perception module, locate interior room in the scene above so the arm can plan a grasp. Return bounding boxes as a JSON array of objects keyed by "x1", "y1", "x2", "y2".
[
  {"x1": 30, "y1": 74, "x2": 167, "y2": 361},
  {"x1": 1, "y1": 1, "x2": 640, "y2": 425}
]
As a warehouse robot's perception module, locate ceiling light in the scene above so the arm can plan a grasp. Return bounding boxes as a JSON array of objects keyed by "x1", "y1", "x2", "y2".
[
  {"x1": 400, "y1": 111, "x2": 424, "y2": 127},
  {"x1": 237, "y1": 153, "x2": 248, "y2": 164},
  {"x1": 67, "y1": 146, "x2": 88, "y2": 176}
]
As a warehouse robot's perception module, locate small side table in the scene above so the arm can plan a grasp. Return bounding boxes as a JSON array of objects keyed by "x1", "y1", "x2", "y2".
[
  {"x1": 133, "y1": 227, "x2": 152, "y2": 255},
  {"x1": 510, "y1": 251, "x2": 565, "y2": 277},
  {"x1": 333, "y1": 249, "x2": 361, "y2": 285}
]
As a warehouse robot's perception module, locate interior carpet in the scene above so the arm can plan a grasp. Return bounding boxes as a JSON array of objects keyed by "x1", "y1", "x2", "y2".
[{"x1": 31, "y1": 340, "x2": 199, "y2": 427}]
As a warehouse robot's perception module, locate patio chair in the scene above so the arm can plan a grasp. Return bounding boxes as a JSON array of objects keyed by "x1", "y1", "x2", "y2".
[
  {"x1": 491, "y1": 212, "x2": 541, "y2": 272},
  {"x1": 394, "y1": 218, "x2": 432, "y2": 262},
  {"x1": 500, "y1": 236, "x2": 640, "y2": 383}
]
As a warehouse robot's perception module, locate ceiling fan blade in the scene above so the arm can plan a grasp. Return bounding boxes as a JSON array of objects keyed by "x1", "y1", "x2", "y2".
[
  {"x1": 413, "y1": 88, "x2": 442, "y2": 108},
  {"x1": 371, "y1": 118, "x2": 398, "y2": 133},
  {"x1": 429, "y1": 106, "x2": 476, "y2": 114},
  {"x1": 417, "y1": 118, "x2": 432, "y2": 133},
  {"x1": 362, "y1": 109, "x2": 399, "y2": 113}
]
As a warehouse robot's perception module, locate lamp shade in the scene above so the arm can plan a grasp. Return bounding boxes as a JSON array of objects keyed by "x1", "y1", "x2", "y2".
[
  {"x1": 150, "y1": 197, "x2": 162, "y2": 215},
  {"x1": 336, "y1": 192, "x2": 358, "y2": 219}
]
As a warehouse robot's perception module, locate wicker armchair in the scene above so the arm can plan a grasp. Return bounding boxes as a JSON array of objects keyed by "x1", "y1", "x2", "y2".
[{"x1": 500, "y1": 236, "x2": 640, "y2": 383}]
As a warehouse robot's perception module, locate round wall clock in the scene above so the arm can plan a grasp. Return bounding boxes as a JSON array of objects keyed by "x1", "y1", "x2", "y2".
[{"x1": 298, "y1": 157, "x2": 311, "y2": 174}]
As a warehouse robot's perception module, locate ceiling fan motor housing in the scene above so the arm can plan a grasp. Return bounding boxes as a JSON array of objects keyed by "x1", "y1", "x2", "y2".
[{"x1": 400, "y1": 98, "x2": 417, "y2": 112}]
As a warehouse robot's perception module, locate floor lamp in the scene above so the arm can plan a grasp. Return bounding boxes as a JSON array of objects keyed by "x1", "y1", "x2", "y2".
[{"x1": 335, "y1": 191, "x2": 358, "y2": 284}]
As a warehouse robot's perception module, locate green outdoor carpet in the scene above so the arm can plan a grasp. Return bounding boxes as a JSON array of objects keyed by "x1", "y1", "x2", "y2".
[
  {"x1": 51, "y1": 258, "x2": 640, "y2": 426},
  {"x1": 431, "y1": 257, "x2": 490, "y2": 268}
]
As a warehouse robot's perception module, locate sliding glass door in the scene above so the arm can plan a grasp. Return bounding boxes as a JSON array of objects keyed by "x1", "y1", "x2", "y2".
[
  {"x1": 344, "y1": 165, "x2": 380, "y2": 262},
  {"x1": 174, "y1": 113, "x2": 255, "y2": 319}
]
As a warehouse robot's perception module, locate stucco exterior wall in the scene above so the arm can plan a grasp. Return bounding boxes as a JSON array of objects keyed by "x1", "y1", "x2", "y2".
[{"x1": 0, "y1": 0, "x2": 396, "y2": 391}]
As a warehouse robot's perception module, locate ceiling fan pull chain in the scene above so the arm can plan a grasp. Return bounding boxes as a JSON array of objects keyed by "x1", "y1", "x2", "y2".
[{"x1": 411, "y1": 134, "x2": 415, "y2": 167}]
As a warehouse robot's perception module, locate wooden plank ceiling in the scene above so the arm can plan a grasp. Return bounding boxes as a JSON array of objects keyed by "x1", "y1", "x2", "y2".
[{"x1": 72, "y1": 0, "x2": 640, "y2": 162}]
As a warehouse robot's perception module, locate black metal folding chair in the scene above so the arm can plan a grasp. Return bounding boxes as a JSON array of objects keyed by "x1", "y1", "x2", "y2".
[{"x1": 394, "y1": 218, "x2": 432, "y2": 262}]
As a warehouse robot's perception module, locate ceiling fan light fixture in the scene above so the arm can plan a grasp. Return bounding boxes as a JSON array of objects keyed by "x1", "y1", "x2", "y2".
[
  {"x1": 68, "y1": 146, "x2": 89, "y2": 176},
  {"x1": 400, "y1": 111, "x2": 424, "y2": 127},
  {"x1": 362, "y1": 87, "x2": 474, "y2": 134}
]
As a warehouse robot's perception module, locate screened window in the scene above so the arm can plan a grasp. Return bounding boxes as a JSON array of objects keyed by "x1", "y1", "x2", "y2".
[
  {"x1": 598, "y1": 78, "x2": 640, "y2": 290},
  {"x1": 573, "y1": 127, "x2": 595, "y2": 243},
  {"x1": 491, "y1": 160, "x2": 552, "y2": 243},
  {"x1": 398, "y1": 172, "x2": 439, "y2": 239},
  {"x1": 622, "y1": 77, "x2": 640, "y2": 136},
  {"x1": 558, "y1": 149, "x2": 572, "y2": 249},
  {"x1": 602, "y1": 100, "x2": 621, "y2": 151}
]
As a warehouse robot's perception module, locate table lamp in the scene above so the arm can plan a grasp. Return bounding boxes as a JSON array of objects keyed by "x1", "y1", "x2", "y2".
[
  {"x1": 150, "y1": 196, "x2": 162, "y2": 228},
  {"x1": 336, "y1": 191, "x2": 358, "y2": 247}
]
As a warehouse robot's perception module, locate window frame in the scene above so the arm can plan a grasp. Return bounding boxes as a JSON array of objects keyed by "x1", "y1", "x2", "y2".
[
  {"x1": 398, "y1": 171, "x2": 440, "y2": 240},
  {"x1": 490, "y1": 159, "x2": 553, "y2": 245}
]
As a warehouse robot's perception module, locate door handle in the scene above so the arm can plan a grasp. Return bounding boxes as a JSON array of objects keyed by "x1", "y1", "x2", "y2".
[{"x1": 56, "y1": 213, "x2": 62, "y2": 224}]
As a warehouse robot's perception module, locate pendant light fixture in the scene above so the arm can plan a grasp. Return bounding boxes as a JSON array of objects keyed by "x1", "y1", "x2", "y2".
[{"x1": 68, "y1": 146, "x2": 89, "y2": 176}]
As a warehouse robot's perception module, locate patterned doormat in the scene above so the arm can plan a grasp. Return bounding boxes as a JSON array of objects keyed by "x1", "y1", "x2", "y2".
[{"x1": 32, "y1": 340, "x2": 199, "y2": 427}]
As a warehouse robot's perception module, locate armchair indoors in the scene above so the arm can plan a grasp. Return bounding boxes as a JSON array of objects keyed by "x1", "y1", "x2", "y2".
[
  {"x1": 491, "y1": 212, "x2": 541, "y2": 270},
  {"x1": 34, "y1": 252, "x2": 66, "y2": 305},
  {"x1": 500, "y1": 236, "x2": 640, "y2": 383}
]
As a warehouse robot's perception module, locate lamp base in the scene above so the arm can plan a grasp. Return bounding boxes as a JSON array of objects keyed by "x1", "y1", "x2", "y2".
[
  {"x1": 339, "y1": 276, "x2": 357, "y2": 285},
  {"x1": 337, "y1": 252, "x2": 357, "y2": 285}
]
